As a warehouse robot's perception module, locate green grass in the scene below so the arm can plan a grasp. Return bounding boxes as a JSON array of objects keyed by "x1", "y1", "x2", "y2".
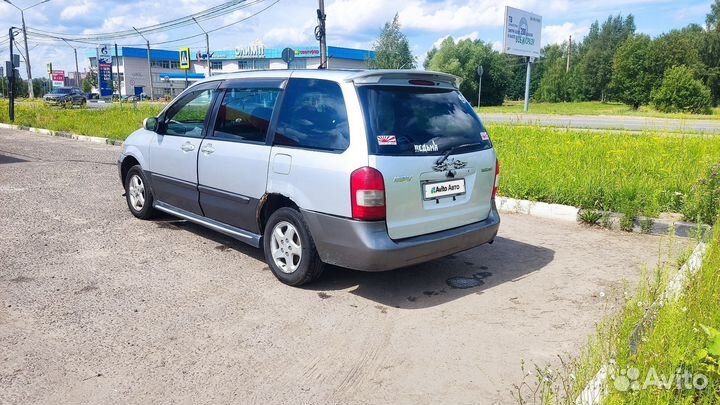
[
  {"x1": 478, "y1": 101, "x2": 720, "y2": 120},
  {"x1": 0, "y1": 99, "x2": 164, "y2": 140},
  {"x1": 489, "y1": 124, "x2": 720, "y2": 221},
  {"x1": 599, "y1": 224, "x2": 720, "y2": 404}
]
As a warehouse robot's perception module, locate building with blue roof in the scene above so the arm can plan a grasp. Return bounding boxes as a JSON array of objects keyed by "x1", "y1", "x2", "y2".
[{"x1": 87, "y1": 43, "x2": 375, "y2": 98}]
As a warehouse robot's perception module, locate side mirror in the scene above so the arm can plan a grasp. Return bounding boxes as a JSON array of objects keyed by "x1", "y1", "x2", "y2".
[{"x1": 143, "y1": 117, "x2": 159, "y2": 132}]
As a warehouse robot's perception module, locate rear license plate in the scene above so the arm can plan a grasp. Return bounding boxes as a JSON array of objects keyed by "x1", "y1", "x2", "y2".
[{"x1": 423, "y1": 179, "x2": 466, "y2": 200}]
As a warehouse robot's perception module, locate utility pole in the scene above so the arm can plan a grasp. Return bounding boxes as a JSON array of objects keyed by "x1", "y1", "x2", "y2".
[
  {"x1": 192, "y1": 17, "x2": 211, "y2": 77},
  {"x1": 4, "y1": 0, "x2": 52, "y2": 98},
  {"x1": 566, "y1": 35, "x2": 572, "y2": 73},
  {"x1": 316, "y1": 0, "x2": 327, "y2": 69},
  {"x1": 133, "y1": 27, "x2": 154, "y2": 100},
  {"x1": 115, "y1": 44, "x2": 121, "y2": 96},
  {"x1": 8, "y1": 27, "x2": 15, "y2": 121},
  {"x1": 477, "y1": 65, "x2": 483, "y2": 107}
]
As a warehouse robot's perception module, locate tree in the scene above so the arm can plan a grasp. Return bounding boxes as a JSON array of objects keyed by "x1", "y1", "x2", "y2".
[
  {"x1": 426, "y1": 37, "x2": 512, "y2": 106},
  {"x1": 423, "y1": 47, "x2": 437, "y2": 70},
  {"x1": 610, "y1": 34, "x2": 655, "y2": 109},
  {"x1": 650, "y1": 28, "x2": 703, "y2": 84},
  {"x1": 707, "y1": 0, "x2": 720, "y2": 31},
  {"x1": 652, "y1": 66, "x2": 712, "y2": 114},
  {"x1": 369, "y1": 13, "x2": 416, "y2": 69},
  {"x1": 83, "y1": 70, "x2": 97, "y2": 93},
  {"x1": 577, "y1": 14, "x2": 636, "y2": 101}
]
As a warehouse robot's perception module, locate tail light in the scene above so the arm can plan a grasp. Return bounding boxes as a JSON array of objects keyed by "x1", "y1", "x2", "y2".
[
  {"x1": 351, "y1": 167, "x2": 386, "y2": 221},
  {"x1": 492, "y1": 159, "x2": 500, "y2": 200}
]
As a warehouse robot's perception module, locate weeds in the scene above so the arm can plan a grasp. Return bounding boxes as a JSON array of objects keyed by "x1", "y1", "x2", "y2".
[
  {"x1": 619, "y1": 214, "x2": 635, "y2": 232},
  {"x1": 639, "y1": 218, "x2": 654, "y2": 234},
  {"x1": 579, "y1": 210, "x2": 603, "y2": 225}
]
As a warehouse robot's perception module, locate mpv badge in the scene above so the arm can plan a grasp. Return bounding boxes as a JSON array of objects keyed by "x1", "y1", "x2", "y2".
[{"x1": 393, "y1": 176, "x2": 413, "y2": 183}]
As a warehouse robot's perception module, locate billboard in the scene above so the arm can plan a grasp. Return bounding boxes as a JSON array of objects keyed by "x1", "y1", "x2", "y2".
[
  {"x1": 97, "y1": 44, "x2": 113, "y2": 97},
  {"x1": 503, "y1": 6, "x2": 542, "y2": 58},
  {"x1": 52, "y1": 70, "x2": 65, "y2": 88}
]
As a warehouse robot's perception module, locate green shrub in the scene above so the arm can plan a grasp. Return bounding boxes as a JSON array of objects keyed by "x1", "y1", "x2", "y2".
[
  {"x1": 652, "y1": 66, "x2": 713, "y2": 114},
  {"x1": 683, "y1": 163, "x2": 720, "y2": 225}
]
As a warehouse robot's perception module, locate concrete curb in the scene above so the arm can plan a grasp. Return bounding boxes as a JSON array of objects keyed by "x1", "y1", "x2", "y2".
[
  {"x1": 0, "y1": 122, "x2": 123, "y2": 146},
  {"x1": 495, "y1": 196, "x2": 709, "y2": 238},
  {"x1": 575, "y1": 240, "x2": 709, "y2": 405}
]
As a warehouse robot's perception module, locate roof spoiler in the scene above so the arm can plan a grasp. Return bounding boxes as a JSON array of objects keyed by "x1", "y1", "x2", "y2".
[{"x1": 347, "y1": 69, "x2": 460, "y2": 88}]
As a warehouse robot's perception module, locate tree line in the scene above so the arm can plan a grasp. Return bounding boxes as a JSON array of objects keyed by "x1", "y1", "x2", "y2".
[{"x1": 371, "y1": 2, "x2": 720, "y2": 114}]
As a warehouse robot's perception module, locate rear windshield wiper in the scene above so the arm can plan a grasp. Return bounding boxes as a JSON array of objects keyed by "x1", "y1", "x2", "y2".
[{"x1": 435, "y1": 142, "x2": 486, "y2": 165}]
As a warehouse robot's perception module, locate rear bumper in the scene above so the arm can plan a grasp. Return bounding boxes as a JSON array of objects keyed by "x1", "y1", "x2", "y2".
[{"x1": 301, "y1": 204, "x2": 500, "y2": 272}]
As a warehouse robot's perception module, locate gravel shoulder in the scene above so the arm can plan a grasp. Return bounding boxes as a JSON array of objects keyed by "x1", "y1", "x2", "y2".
[{"x1": 0, "y1": 129, "x2": 687, "y2": 404}]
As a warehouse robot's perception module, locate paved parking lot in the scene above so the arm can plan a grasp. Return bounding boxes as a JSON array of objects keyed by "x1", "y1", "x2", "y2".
[{"x1": 0, "y1": 129, "x2": 685, "y2": 404}]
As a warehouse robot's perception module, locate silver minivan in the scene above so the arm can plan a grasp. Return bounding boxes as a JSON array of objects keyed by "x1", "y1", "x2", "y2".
[{"x1": 118, "y1": 69, "x2": 500, "y2": 286}]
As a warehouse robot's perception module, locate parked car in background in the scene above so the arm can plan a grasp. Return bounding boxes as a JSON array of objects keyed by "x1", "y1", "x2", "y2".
[
  {"x1": 44, "y1": 87, "x2": 86, "y2": 108},
  {"x1": 117, "y1": 70, "x2": 500, "y2": 286},
  {"x1": 86, "y1": 93, "x2": 100, "y2": 100}
]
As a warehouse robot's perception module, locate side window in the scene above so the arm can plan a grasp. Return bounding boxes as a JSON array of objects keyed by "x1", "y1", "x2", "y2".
[
  {"x1": 213, "y1": 88, "x2": 280, "y2": 143},
  {"x1": 274, "y1": 79, "x2": 349, "y2": 152},
  {"x1": 163, "y1": 88, "x2": 216, "y2": 137}
]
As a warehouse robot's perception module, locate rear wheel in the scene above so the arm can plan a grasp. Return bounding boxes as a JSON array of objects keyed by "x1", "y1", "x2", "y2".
[
  {"x1": 263, "y1": 207, "x2": 324, "y2": 286},
  {"x1": 124, "y1": 165, "x2": 156, "y2": 219}
]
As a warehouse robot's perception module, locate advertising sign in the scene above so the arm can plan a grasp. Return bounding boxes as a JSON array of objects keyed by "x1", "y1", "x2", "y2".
[
  {"x1": 179, "y1": 47, "x2": 191, "y2": 69},
  {"x1": 503, "y1": 6, "x2": 542, "y2": 58},
  {"x1": 52, "y1": 70, "x2": 65, "y2": 88},
  {"x1": 97, "y1": 44, "x2": 113, "y2": 97}
]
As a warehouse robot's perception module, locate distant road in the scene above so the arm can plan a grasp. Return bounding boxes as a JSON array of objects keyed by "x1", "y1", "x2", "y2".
[{"x1": 481, "y1": 113, "x2": 720, "y2": 134}]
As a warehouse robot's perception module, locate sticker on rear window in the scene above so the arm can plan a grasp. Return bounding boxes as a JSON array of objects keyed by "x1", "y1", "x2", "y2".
[
  {"x1": 414, "y1": 140, "x2": 439, "y2": 153},
  {"x1": 481, "y1": 132, "x2": 489, "y2": 141},
  {"x1": 377, "y1": 135, "x2": 397, "y2": 146}
]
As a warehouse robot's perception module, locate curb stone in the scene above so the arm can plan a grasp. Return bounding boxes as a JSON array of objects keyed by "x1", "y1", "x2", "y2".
[
  {"x1": 496, "y1": 196, "x2": 708, "y2": 238},
  {"x1": 575, "y1": 241, "x2": 708, "y2": 405},
  {"x1": 0, "y1": 122, "x2": 124, "y2": 146}
]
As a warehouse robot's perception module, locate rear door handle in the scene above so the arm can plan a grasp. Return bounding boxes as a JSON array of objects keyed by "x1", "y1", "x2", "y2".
[
  {"x1": 181, "y1": 142, "x2": 195, "y2": 152},
  {"x1": 200, "y1": 143, "x2": 215, "y2": 155}
]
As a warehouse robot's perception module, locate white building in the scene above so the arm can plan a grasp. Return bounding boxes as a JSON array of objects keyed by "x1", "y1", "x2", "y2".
[{"x1": 88, "y1": 44, "x2": 375, "y2": 98}]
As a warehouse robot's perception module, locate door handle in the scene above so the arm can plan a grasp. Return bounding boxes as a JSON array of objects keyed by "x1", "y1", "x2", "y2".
[
  {"x1": 200, "y1": 143, "x2": 215, "y2": 155},
  {"x1": 180, "y1": 142, "x2": 195, "y2": 152}
]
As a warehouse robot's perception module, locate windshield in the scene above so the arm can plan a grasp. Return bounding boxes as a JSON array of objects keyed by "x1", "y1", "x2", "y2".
[
  {"x1": 51, "y1": 88, "x2": 72, "y2": 95},
  {"x1": 357, "y1": 85, "x2": 492, "y2": 156}
]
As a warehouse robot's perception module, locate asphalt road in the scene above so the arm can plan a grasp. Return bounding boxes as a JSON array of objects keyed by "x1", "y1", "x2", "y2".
[
  {"x1": 481, "y1": 112, "x2": 720, "y2": 133},
  {"x1": 0, "y1": 129, "x2": 685, "y2": 404}
]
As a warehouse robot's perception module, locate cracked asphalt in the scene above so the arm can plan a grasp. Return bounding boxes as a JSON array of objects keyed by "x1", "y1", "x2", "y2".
[{"x1": 0, "y1": 128, "x2": 686, "y2": 404}]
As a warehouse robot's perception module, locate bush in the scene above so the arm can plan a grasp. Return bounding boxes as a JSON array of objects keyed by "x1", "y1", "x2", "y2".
[
  {"x1": 652, "y1": 66, "x2": 713, "y2": 114},
  {"x1": 683, "y1": 163, "x2": 720, "y2": 225}
]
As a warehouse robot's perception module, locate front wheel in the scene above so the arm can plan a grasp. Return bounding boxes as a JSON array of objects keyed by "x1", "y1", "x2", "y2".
[
  {"x1": 124, "y1": 165, "x2": 156, "y2": 219},
  {"x1": 263, "y1": 207, "x2": 324, "y2": 286}
]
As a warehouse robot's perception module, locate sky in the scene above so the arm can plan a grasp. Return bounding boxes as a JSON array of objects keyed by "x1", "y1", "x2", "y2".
[{"x1": 0, "y1": 0, "x2": 714, "y2": 80}]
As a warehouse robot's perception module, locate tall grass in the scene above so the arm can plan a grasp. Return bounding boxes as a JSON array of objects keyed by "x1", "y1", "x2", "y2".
[
  {"x1": 489, "y1": 125, "x2": 720, "y2": 221},
  {"x1": 0, "y1": 100, "x2": 164, "y2": 140}
]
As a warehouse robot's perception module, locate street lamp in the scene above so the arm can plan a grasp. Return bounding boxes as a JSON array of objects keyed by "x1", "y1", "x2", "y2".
[
  {"x1": 133, "y1": 27, "x2": 154, "y2": 100},
  {"x1": 3, "y1": 0, "x2": 52, "y2": 98},
  {"x1": 61, "y1": 39, "x2": 80, "y2": 88},
  {"x1": 191, "y1": 17, "x2": 211, "y2": 77}
]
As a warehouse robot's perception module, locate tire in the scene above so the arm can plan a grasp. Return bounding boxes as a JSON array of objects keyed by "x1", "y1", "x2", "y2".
[
  {"x1": 263, "y1": 207, "x2": 324, "y2": 286},
  {"x1": 124, "y1": 165, "x2": 156, "y2": 220}
]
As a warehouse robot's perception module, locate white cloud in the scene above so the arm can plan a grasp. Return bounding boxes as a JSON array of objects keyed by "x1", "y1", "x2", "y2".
[
  {"x1": 542, "y1": 22, "x2": 588, "y2": 46},
  {"x1": 60, "y1": 1, "x2": 97, "y2": 21}
]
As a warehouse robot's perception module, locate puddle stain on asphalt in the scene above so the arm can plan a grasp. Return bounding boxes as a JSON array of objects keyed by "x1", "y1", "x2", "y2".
[
  {"x1": 446, "y1": 271, "x2": 493, "y2": 289},
  {"x1": 317, "y1": 292, "x2": 332, "y2": 299}
]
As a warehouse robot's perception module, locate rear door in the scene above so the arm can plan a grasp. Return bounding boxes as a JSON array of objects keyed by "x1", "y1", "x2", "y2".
[
  {"x1": 196, "y1": 79, "x2": 283, "y2": 233},
  {"x1": 357, "y1": 83, "x2": 496, "y2": 240}
]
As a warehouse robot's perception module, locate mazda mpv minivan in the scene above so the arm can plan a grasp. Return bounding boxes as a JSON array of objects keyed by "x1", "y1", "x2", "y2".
[{"x1": 118, "y1": 69, "x2": 500, "y2": 286}]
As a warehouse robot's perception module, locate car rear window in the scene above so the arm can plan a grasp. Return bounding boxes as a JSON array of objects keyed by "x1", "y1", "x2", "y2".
[{"x1": 357, "y1": 85, "x2": 492, "y2": 156}]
